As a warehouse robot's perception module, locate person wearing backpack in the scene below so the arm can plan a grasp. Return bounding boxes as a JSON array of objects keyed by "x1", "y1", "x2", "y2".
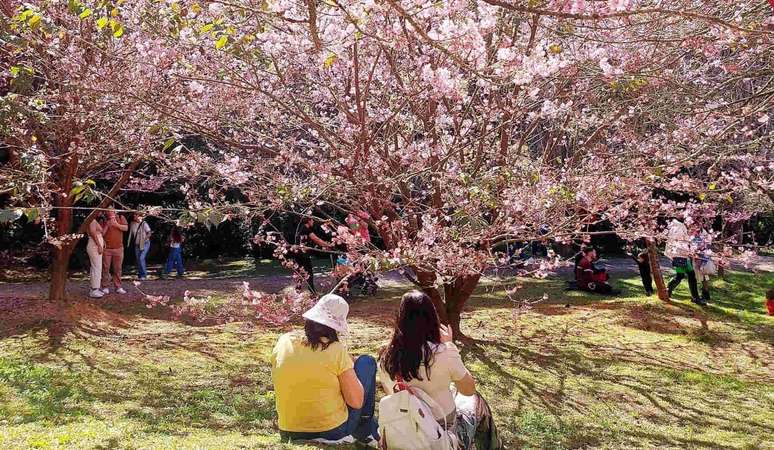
[
  {"x1": 271, "y1": 294, "x2": 379, "y2": 447},
  {"x1": 378, "y1": 290, "x2": 501, "y2": 450}
]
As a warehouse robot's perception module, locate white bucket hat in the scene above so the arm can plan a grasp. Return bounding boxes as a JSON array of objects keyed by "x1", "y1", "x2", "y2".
[{"x1": 302, "y1": 294, "x2": 349, "y2": 334}]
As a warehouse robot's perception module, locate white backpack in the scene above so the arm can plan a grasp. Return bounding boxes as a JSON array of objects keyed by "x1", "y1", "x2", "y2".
[{"x1": 378, "y1": 384, "x2": 457, "y2": 450}]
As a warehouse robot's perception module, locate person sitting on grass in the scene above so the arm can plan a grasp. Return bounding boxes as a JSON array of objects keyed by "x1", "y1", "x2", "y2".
[
  {"x1": 378, "y1": 290, "x2": 502, "y2": 450},
  {"x1": 767, "y1": 288, "x2": 774, "y2": 316},
  {"x1": 271, "y1": 294, "x2": 379, "y2": 447},
  {"x1": 575, "y1": 247, "x2": 617, "y2": 295}
]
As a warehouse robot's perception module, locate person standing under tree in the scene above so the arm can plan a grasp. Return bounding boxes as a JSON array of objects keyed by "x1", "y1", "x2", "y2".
[
  {"x1": 291, "y1": 217, "x2": 333, "y2": 294},
  {"x1": 101, "y1": 208, "x2": 128, "y2": 295},
  {"x1": 665, "y1": 219, "x2": 704, "y2": 305},
  {"x1": 129, "y1": 212, "x2": 152, "y2": 281},
  {"x1": 164, "y1": 226, "x2": 185, "y2": 278},
  {"x1": 627, "y1": 242, "x2": 653, "y2": 296},
  {"x1": 86, "y1": 213, "x2": 105, "y2": 298},
  {"x1": 691, "y1": 227, "x2": 715, "y2": 303}
]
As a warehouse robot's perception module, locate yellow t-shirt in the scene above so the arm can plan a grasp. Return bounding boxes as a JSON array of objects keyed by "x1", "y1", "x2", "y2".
[{"x1": 271, "y1": 331, "x2": 354, "y2": 432}]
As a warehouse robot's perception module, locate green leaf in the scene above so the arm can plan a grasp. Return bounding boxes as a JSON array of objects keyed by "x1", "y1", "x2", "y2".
[
  {"x1": 19, "y1": 9, "x2": 33, "y2": 21},
  {"x1": 208, "y1": 210, "x2": 226, "y2": 227},
  {"x1": 0, "y1": 209, "x2": 23, "y2": 224},
  {"x1": 178, "y1": 212, "x2": 195, "y2": 228},
  {"x1": 200, "y1": 23, "x2": 214, "y2": 33},
  {"x1": 215, "y1": 35, "x2": 228, "y2": 50},
  {"x1": 79, "y1": 8, "x2": 93, "y2": 19},
  {"x1": 163, "y1": 138, "x2": 175, "y2": 150},
  {"x1": 708, "y1": 182, "x2": 717, "y2": 191},
  {"x1": 112, "y1": 24, "x2": 124, "y2": 38},
  {"x1": 9, "y1": 66, "x2": 20, "y2": 77},
  {"x1": 196, "y1": 209, "x2": 210, "y2": 224},
  {"x1": 24, "y1": 208, "x2": 39, "y2": 222},
  {"x1": 323, "y1": 52, "x2": 336, "y2": 69},
  {"x1": 96, "y1": 16, "x2": 109, "y2": 29},
  {"x1": 28, "y1": 14, "x2": 41, "y2": 28}
]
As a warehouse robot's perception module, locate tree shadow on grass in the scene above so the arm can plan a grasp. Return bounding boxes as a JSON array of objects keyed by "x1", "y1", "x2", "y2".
[
  {"x1": 0, "y1": 355, "x2": 93, "y2": 424},
  {"x1": 460, "y1": 336, "x2": 770, "y2": 447}
]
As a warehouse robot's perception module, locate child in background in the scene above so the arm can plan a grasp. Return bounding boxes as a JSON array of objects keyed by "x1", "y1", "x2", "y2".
[
  {"x1": 164, "y1": 226, "x2": 185, "y2": 278},
  {"x1": 767, "y1": 288, "x2": 774, "y2": 316}
]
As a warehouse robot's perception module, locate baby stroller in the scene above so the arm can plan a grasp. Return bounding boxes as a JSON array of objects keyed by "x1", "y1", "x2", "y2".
[{"x1": 334, "y1": 255, "x2": 379, "y2": 301}]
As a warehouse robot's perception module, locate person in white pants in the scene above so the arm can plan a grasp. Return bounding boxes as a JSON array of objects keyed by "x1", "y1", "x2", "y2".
[{"x1": 86, "y1": 217, "x2": 105, "y2": 298}]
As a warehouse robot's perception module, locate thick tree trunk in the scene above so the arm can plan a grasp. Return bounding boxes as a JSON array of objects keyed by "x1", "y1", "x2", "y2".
[
  {"x1": 646, "y1": 238, "x2": 669, "y2": 301},
  {"x1": 414, "y1": 269, "x2": 449, "y2": 323},
  {"x1": 46, "y1": 157, "x2": 142, "y2": 302},
  {"x1": 49, "y1": 244, "x2": 75, "y2": 302},
  {"x1": 443, "y1": 274, "x2": 481, "y2": 340},
  {"x1": 411, "y1": 270, "x2": 481, "y2": 341}
]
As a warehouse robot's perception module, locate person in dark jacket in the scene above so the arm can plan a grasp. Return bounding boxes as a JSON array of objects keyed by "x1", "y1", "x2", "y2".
[{"x1": 627, "y1": 244, "x2": 653, "y2": 296}]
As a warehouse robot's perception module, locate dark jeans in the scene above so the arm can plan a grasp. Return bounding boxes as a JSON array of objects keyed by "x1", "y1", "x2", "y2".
[
  {"x1": 668, "y1": 261, "x2": 700, "y2": 299},
  {"x1": 280, "y1": 355, "x2": 379, "y2": 443},
  {"x1": 135, "y1": 241, "x2": 150, "y2": 278},
  {"x1": 637, "y1": 261, "x2": 653, "y2": 294},
  {"x1": 291, "y1": 253, "x2": 315, "y2": 293},
  {"x1": 165, "y1": 246, "x2": 184, "y2": 275}
]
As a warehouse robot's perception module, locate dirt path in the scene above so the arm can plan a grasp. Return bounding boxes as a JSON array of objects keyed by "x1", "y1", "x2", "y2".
[{"x1": 1, "y1": 256, "x2": 771, "y2": 303}]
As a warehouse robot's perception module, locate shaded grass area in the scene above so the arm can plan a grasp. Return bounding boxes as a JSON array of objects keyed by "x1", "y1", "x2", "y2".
[{"x1": 0, "y1": 272, "x2": 772, "y2": 449}]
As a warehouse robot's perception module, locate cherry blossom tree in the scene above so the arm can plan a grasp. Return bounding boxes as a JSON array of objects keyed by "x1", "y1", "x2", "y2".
[
  {"x1": 0, "y1": 1, "x2": 209, "y2": 301},
  {"x1": 3, "y1": 1, "x2": 771, "y2": 331},
  {"x1": 152, "y1": 0, "x2": 772, "y2": 335}
]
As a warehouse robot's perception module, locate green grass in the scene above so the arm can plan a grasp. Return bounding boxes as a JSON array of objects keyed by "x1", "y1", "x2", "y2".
[{"x1": 0, "y1": 270, "x2": 772, "y2": 449}]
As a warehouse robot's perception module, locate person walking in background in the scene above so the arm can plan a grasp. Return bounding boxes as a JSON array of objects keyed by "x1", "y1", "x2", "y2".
[
  {"x1": 691, "y1": 227, "x2": 715, "y2": 303},
  {"x1": 164, "y1": 226, "x2": 185, "y2": 278},
  {"x1": 665, "y1": 219, "x2": 704, "y2": 305},
  {"x1": 766, "y1": 288, "x2": 774, "y2": 316},
  {"x1": 86, "y1": 213, "x2": 105, "y2": 298},
  {"x1": 291, "y1": 217, "x2": 333, "y2": 294},
  {"x1": 101, "y1": 208, "x2": 128, "y2": 294},
  {"x1": 129, "y1": 212, "x2": 152, "y2": 280}
]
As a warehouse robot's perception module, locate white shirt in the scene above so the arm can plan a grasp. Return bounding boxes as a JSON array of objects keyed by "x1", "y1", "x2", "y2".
[
  {"x1": 665, "y1": 219, "x2": 690, "y2": 259},
  {"x1": 379, "y1": 342, "x2": 470, "y2": 418}
]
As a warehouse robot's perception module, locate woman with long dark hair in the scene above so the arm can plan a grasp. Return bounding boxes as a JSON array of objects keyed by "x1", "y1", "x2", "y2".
[
  {"x1": 379, "y1": 290, "x2": 501, "y2": 449},
  {"x1": 271, "y1": 294, "x2": 379, "y2": 447}
]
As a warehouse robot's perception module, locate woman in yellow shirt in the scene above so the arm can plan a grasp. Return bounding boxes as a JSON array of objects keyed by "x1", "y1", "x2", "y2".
[{"x1": 272, "y1": 294, "x2": 379, "y2": 446}]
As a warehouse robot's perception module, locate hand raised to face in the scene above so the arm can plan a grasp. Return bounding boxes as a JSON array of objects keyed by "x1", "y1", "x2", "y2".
[{"x1": 439, "y1": 323, "x2": 453, "y2": 344}]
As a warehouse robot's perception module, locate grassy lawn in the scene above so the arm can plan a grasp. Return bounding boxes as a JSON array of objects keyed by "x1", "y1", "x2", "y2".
[{"x1": 0, "y1": 271, "x2": 772, "y2": 449}]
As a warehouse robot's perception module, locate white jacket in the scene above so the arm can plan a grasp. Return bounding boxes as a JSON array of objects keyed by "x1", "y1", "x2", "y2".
[{"x1": 665, "y1": 219, "x2": 690, "y2": 259}]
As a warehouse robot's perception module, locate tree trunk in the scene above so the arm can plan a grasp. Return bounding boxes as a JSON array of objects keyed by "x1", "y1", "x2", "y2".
[
  {"x1": 49, "y1": 244, "x2": 74, "y2": 302},
  {"x1": 414, "y1": 269, "x2": 449, "y2": 323},
  {"x1": 646, "y1": 238, "x2": 669, "y2": 301},
  {"x1": 46, "y1": 157, "x2": 142, "y2": 302},
  {"x1": 410, "y1": 270, "x2": 481, "y2": 341},
  {"x1": 443, "y1": 274, "x2": 481, "y2": 340}
]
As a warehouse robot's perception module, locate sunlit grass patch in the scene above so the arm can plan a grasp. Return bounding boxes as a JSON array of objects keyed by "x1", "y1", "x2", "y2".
[{"x1": 0, "y1": 270, "x2": 772, "y2": 449}]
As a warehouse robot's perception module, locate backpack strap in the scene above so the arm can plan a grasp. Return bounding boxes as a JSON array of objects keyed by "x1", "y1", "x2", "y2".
[{"x1": 394, "y1": 373, "x2": 410, "y2": 392}]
